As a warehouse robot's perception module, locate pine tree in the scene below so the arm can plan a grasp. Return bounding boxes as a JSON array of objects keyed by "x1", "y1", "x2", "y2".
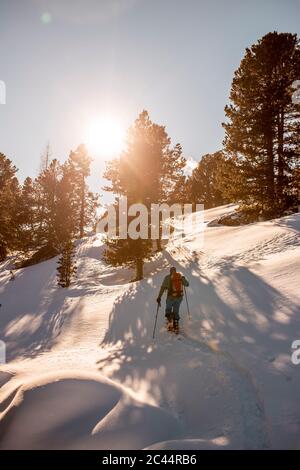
[
  {"x1": 39, "y1": 142, "x2": 51, "y2": 173},
  {"x1": 0, "y1": 153, "x2": 20, "y2": 257},
  {"x1": 214, "y1": 154, "x2": 241, "y2": 204},
  {"x1": 57, "y1": 239, "x2": 77, "y2": 288},
  {"x1": 0, "y1": 146, "x2": 98, "y2": 266},
  {"x1": 35, "y1": 159, "x2": 62, "y2": 250},
  {"x1": 103, "y1": 111, "x2": 186, "y2": 274},
  {"x1": 223, "y1": 32, "x2": 300, "y2": 217},
  {"x1": 186, "y1": 151, "x2": 229, "y2": 209},
  {"x1": 103, "y1": 237, "x2": 152, "y2": 281},
  {"x1": 20, "y1": 149, "x2": 98, "y2": 267},
  {"x1": 54, "y1": 161, "x2": 78, "y2": 249},
  {"x1": 16, "y1": 177, "x2": 38, "y2": 252},
  {"x1": 68, "y1": 144, "x2": 98, "y2": 238}
]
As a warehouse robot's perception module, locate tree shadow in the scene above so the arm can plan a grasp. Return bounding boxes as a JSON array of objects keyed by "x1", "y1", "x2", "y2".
[
  {"x1": 273, "y1": 213, "x2": 300, "y2": 234},
  {"x1": 0, "y1": 259, "x2": 87, "y2": 362},
  {"x1": 97, "y1": 249, "x2": 300, "y2": 445}
]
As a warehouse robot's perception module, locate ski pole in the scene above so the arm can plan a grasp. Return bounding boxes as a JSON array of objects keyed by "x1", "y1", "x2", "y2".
[
  {"x1": 152, "y1": 303, "x2": 160, "y2": 339},
  {"x1": 183, "y1": 285, "x2": 191, "y2": 319}
]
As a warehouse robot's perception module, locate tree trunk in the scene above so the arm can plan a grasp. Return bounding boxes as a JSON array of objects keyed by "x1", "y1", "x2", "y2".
[
  {"x1": 79, "y1": 174, "x2": 85, "y2": 238},
  {"x1": 0, "y1": 242, "x2": 7, "y2": 262},
  {"x1": 156, "y1": 237, "x2": 162, "y2": 252},
  {"x1": 136, "y1": 258, "x2": 144, "y2": 280},
  {"x1": 156, "y1": 213, "x2": 162, "y2": 251},
  {"x1": 266, "y1": 122, "x2": 275, "y2": 215},
  {"x1": 277, "y1": 108, "x2": 284, "y2": 210}
]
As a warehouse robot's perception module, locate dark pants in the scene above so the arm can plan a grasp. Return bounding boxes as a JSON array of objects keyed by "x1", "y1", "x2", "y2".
[{"x1": 165, "y1": 297, "x2": 182, "y2": 321}]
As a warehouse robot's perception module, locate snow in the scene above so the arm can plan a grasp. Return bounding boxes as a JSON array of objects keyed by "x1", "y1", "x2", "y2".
[
  {"x1": 0, "y1": 204, "x2": 300, "y2": 449},
  {"x1": 0, "y1": 371, "x2": 181, "y2": 450}
]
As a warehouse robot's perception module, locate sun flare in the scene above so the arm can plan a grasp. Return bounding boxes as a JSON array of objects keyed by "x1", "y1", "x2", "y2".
[{"x1": 84, "y1": 116, "x2": 125, "y2": 157}]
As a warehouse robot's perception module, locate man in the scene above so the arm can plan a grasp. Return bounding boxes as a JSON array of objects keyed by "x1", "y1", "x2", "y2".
[{"x1": 156, "y1": 266, "x2": 189, "y2": 333}]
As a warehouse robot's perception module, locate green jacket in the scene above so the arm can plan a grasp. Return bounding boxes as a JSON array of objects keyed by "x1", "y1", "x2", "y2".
[{"x1": 158, "y1": 274, "x2": 189, "y2": 299}]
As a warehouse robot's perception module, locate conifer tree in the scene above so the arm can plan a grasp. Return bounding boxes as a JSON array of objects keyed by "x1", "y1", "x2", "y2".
[
  {"x1": 68, "y1": 144, "x2": 98, "y2": 238},
  {"x1": 103, "y1": 111, "x2": 186, "y2": 278},
  {"x1": 103, "y1": 237, "x2": 152, "y2": 281},
  {"x1": 57, "y1": 239, "x2": 77, "y2": 287},
  {"x1": 54, "y1": 162, "x2": 78, "y2": 249},
  {"x1": 0, "y1": 153, "x2": 20, "y2": 257},
  {"x1": 223, "y1": 32, "x2": 300, "y2": 217},
  {"x1": 186, "y1": 151, "x2": 228, "y2": 209},
  {"x1": 128, "y1": 114, "x2": 185, "y2": 249},
  {"x1": 35, "y1": 159, "x2": 62, "y2": 250},
  {"x1": 39, "y1": 142, "x2": 51, "y2": 173},
  {"x1": 16, "y1": 177, "x2": 38, "y2": 252}
]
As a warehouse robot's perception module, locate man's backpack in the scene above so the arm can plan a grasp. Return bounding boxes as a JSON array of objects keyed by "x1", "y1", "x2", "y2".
[{"x1": 170, "y1": 272, "x2": 183, "y2": 297}]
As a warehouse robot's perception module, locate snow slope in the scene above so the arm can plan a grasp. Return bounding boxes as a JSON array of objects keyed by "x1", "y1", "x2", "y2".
[{"x1": 0, "y1": 205, "x2": 299, "y2": 449}]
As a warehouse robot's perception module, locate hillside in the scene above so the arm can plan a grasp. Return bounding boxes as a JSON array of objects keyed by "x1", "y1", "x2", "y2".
[{"x1": 0, "y1": 204, "x2": 300, "y2": 449}]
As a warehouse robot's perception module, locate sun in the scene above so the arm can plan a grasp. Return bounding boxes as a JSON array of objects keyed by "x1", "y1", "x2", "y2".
[{"x1": 84, "y1": 116, "x2": 126, "y2": 157}]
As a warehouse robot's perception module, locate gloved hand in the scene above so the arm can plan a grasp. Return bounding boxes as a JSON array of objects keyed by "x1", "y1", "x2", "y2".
[{"x1": 156, "y1": 297, "x2": 161, "y2": 306}]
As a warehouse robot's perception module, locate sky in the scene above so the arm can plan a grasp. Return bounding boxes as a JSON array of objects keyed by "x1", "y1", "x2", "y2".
[{"x1": 0, "y1": 0, "x2": 299, "y2": 202}]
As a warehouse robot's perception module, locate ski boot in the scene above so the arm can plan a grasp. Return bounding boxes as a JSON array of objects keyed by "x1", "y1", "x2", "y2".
[
  {"x1": 166, "y1": 316, "x2": 174, "y2": 332},
  {"x1": 173, "y1": 319, "x2": 179, "y2": 334}
]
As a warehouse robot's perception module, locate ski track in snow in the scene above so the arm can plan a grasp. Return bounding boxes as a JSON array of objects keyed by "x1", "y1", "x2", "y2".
[
  {"x1": 0, "y1": 205, "x2": 299, "y2": 449},
  {"x1": 168, "y1": 331, "x2": 269, "y2": 449}
]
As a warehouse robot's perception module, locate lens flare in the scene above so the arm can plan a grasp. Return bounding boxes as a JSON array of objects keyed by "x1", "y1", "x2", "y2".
[
  {"x1": 40, "y1": 12, "x2": 52, "y2": 24},
  {"x1": 84, "y1": 116, "x2": 125, "y2": 158}
]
